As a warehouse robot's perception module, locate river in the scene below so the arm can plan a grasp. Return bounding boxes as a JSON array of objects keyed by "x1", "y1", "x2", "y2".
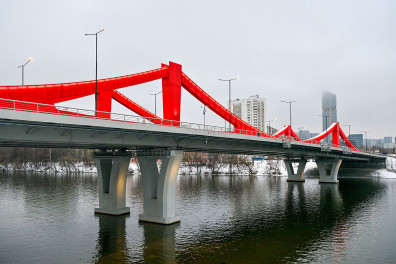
[{"x1": 1, "y1": 170, "x2": 396, "y2": 263}]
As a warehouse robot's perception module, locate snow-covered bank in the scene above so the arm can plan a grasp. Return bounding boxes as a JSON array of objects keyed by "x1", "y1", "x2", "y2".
[
  {"x1": 1, "y1": 157, "x2": 395, "y2": 179},
  {"x1": 180, "y1": 159, "x2": 287, "y2": 176},
  {"x1": 0, "y1": 162, "x2": 139, "y2": 174},
  {"x1": 380, "y1": 156, "x2": 396, "y2": 178},
  {"x1": 0, "y1": 159, "x2": 287, "y2": 175}
]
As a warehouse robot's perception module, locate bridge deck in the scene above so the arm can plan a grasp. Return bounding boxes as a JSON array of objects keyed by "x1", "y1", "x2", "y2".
[{"x1": 0, "y1": 108, "x2": 386, "y2": 165}]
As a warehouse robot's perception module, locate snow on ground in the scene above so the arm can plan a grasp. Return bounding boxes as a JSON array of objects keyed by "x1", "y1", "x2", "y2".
[
  {"x1": 0, "y1": 162, "x2": 140, "y2": 174},
  {"x1": 380, "y1": 156, "x2": 396, "y2": 178},
  {"x1": 1, "y1": 157, "x2": 395, "y2": 178}
]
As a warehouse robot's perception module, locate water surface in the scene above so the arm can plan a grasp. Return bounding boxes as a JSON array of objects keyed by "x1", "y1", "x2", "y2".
[{"x1": 0, "y1": 171, "x2": 395, "y2": 263}]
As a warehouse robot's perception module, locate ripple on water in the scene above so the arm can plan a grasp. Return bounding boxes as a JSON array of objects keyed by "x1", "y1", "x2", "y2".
[{"x1": 0, "y1": 173, "x2": 396, "y2": 263}]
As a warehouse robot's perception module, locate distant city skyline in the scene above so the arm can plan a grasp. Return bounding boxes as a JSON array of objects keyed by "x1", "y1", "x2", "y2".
[{"x1": 0, "y1": 1, "x2": 395, "y2": 139}]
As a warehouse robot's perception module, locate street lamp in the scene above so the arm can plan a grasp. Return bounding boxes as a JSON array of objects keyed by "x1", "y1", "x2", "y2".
[
  {"x1": 266, "y1": 117, "x2": 277, "y2": 135},
  {"x1": 361, "y1": 130, "x2": 369, "y2": 152},
  {"x1": 219, "y1": 77, "x2": 238, "y2": 132},
  {"x1": 343, "y1": 124, "x2": 353, "y2": 138},
  {"x1": 281, "y1": 100, "x2": 296, "y2": 129},
  {"x1": 318, "y1": 114, "x2": 329, "y2": 144},
  {"x1": 85, "y1": 28, "x2": 105, "y2": 116},
  {"x1": 201, "y1": 105, "x2": 207, "y2": 127},
  {"x1": 18, "y1": 57, "x2": 32, "y2": 85},
  {"x1": 150, "y1": 91, "x2": 162, "y2": 116}
]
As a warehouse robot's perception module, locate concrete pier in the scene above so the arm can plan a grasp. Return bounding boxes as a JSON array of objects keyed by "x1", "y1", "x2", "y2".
[
  {"x1": 138, "y1": 150, "x2": 183, "y2": 225},
  {"x1": 316, "y1": 159, "x2": 342, "y2": 184},
  {"x1": 94, "y1": 155, "x2": 131, "y2": 215},
  {"x1": 285, "y1": 159, "x2": 307, "y2": 182}
]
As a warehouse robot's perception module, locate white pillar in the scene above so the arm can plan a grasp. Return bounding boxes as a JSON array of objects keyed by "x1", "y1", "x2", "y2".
[
  {"x1": 316, "y1": 159, "x2": 342, "y2": 184},
  {"x1": 95, "y1": 156, "x2": 131, "y2": 215},
  {"x1": 285, "y1": 159, "x2": 307, "y2": 182},
  {"x1": 138, "y1": 150, "x2": 183, "y2": 224}
]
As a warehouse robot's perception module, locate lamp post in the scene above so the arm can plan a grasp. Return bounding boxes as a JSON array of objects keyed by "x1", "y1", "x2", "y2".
[
  {"x1": 201, "y1": 105, "x2": 206, "y2": 127},
  {"x1": 219, "y1": 77, "x2": 238, "y2": 132},
  {"x1": 85, "y1": 28, "x2": 105, "y2": 116},
  {"x1": 150, "y1": 91, "x2": 162, "y2": 116},
  {"x1": 361, "y1": 130, "x2": 369, "y2": 152},
  {"x1": 281, "y1": 100, "x2": 296, "y2": 129},
  {"x1": 18, "y1": 58, "x2": 32, "y2": 85},
  {"x1": 318, "y1": 114, "x2": 329, "y2": 144},
  {"x1": 343, "y1": 124, "x2": 353, "y2": 139},
  {"x1": 266, "y1": 117, "x2": 277, "y2": 135}
]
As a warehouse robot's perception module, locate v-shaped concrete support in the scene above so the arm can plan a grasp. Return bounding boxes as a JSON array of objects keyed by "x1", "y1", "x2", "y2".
[
  {"x1": 137, "y1": 150, "x2": 183, "y2": 224},
  {"x1": 94, "y1": 156, "x2": 131, "y2": 215},
  {"x1": 284, "y1": 159, "x2": 307, "y2": 182},
  {"x1": 316, "y1": 159, "x2": 342, "y2": 184}
]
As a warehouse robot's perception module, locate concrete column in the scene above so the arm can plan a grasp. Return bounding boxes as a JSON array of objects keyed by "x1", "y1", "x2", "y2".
[
  {"x1": 316, "y1": 159, "x2": 342, "y2": 184},
  {"x1": 284, "y1": 159, "x2": 307, "y2": 182},
  {"x1": 95, "y1": 156, "x2": 131, "y2": 215},
  {"x1": 137, "y1": 150, "x2": 183, "y2": 224}
]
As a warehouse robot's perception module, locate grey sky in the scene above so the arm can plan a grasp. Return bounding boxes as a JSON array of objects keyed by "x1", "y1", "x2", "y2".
[{"x1": 1, "y1": 0, "x2": 395, "y2": 139}]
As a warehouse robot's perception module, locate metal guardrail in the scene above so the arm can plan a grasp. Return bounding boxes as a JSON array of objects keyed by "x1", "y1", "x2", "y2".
[
  {"x1": 282, "y1": 139, "x2": 292, "y2": 148},
  {"x1": 342, "y1": 146, "x2": 352, "y2": 155},
  {"x1": 0, "y1": 98, "x2": 358, "y2": 153},
  {"x1": 320, "y1": 142, "x2": 331, "y2": 152},
  {"x1": 0, "y1": 98, "x2": 234, "y2": 133}
]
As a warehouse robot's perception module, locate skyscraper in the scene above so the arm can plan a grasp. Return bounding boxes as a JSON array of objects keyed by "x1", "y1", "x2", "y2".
[
  {"x1": 232, "y1": 95, "x2": 267, "y2": 133},
  {"x1": 322, "y1": 91, "x2": 337, "y2": 131},
  {"x1": 349, "y1": 134, "x2": 363, "y2": 148}
]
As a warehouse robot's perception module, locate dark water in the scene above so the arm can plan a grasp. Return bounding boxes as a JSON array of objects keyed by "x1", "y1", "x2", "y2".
[{"x1": 1, "y1": 171, "x2": 396, "y2": 264}]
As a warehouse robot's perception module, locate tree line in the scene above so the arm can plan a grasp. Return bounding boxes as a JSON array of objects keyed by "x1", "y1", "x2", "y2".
[{"x1": 0, "y1": 147, "x2": 282, "y2": 175}]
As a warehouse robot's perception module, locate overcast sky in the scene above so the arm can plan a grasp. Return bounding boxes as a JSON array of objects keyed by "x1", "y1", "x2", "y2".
[{"x1": 1, "y1": 0, "x2": 395, "y2": 139}]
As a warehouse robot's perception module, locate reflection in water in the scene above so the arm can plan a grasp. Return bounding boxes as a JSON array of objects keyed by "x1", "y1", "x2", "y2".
[
  {"x1": 92, "y1": 214, "x2": 129, "y2": 264},
  {"x1": 0, "y1": 172, "x2": 394, "y2": 264},
  {"x1": 286, "y1": 181, "x2": 306, "y2": 212},
  {"x1": 175, "y1": 176, "x2": 385, "y2": 263},
  {"x1": 320, "y1": 183, "x2": 342, "y2": 212},
  {"x1": 141, "y1": 222, "x2": 179, "y2": 263},
  {"x1": 92, "y1": 213, "x2": 179, "y2": 264}
]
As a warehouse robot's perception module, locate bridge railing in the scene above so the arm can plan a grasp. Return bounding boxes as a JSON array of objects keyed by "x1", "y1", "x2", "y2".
[
  {"x1": 0, "y1": 98, "x2": 235, "y2": 134},
  {"x1": 0, "y1": 98, "x2": 357, "y2": 152}
]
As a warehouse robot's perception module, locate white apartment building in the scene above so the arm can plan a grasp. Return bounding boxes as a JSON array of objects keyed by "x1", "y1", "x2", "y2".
[{"x1": 231, "y1": 95, "x2": 267, "y2": 133}]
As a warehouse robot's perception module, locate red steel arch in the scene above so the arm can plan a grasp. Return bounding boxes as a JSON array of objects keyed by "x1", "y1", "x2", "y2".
[{"x1": 0, "y1": 61, "x2": 359, "y2": 151}]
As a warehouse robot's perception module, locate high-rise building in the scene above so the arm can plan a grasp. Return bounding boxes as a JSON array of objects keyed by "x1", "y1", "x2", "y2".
[
  {"x1": 299, "y1": 130, "x2": 311, "y2": 140},
  {"x1": 267, "y1": 126, "x2": 278, "y2": 135},
  {"x1": 322, "y1": 91, "x2": 337, "y2": 131},
  {"x1": 384, "y1": 137, "x2": 392, "y2": 144},
  {"x1": 349, "y1": 134, "x2": 363, "y2": 148},
  {"x1": 298, "y1": 130, "x2": 319, "y2": 140},
  {"x1": 232, "y1": 95, "x2": 267, "y2": 133}
]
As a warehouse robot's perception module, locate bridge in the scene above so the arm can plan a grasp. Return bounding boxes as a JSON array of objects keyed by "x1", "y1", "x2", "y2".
[{"x1": 0, "y1": 61, "x2": 386, "y2": 224}]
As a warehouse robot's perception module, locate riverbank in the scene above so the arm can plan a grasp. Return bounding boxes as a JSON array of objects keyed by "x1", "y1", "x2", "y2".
[{"x1": 1, "y1": 156, "x2": 395, "y2": 178}]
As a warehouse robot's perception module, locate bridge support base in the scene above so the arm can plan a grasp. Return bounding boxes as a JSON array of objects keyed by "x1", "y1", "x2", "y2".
[
  {"x1": 94, "y1": 156, "x2": 131, "y2": 215},
  {"x1": 285, "y1": 159, "x2": 307, "y2": 182},
  {"x1": 137, "y1": 150, "x2": 183, "y2": 225},
  {"x1": 316, "y1": 159, "x2": 342, "y2": 184}
]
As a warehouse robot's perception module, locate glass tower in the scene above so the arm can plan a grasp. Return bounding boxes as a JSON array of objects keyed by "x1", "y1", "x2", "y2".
[{"x1": 322, "y1": 91, "x2": 337, "y2": 131}]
